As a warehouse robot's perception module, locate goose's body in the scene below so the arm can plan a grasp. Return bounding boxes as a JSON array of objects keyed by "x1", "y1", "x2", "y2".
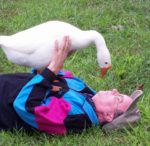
[{"x1": 0, "y1": 20, "x2": 111, "y2": 76}]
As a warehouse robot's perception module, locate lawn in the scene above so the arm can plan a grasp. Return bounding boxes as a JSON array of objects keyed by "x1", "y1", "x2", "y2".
[{"x1": 0, "y1": 0, "x2": 150, "y2": 145}]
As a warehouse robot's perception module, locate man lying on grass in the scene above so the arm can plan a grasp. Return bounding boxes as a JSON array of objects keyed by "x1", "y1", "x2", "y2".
[{"x1": 0, "y1": 36, "x2": 142, "y2": 135}]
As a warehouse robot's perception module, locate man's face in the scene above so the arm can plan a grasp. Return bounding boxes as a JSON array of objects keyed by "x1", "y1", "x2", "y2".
[{"x1": 92, "y1": 89, "x2": 133, "y2": 124}]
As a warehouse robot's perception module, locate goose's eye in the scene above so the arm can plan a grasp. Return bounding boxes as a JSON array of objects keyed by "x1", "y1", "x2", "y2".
[{"x1": 105, "y1": 62, "x2": 108, "y2": 64}]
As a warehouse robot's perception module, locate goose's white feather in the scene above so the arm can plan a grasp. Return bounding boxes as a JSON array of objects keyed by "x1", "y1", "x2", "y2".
[{"x1": 0, "y1": 20, "x2": 111, "y2": 69}]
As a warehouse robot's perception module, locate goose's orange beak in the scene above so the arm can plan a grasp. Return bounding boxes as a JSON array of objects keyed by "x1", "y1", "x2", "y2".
[{"x1": 100, "y1": 65, "x2": 112, "y2": 78}]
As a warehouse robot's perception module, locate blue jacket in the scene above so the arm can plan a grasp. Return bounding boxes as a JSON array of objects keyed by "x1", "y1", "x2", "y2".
[{"x1": 0, "y1": 69, "x2": 99, "y2": 135}]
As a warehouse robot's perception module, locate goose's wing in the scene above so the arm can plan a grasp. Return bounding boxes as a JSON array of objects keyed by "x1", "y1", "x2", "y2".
[{"x1": 2, "y1": 21, "x2": 81, "y2": 54}]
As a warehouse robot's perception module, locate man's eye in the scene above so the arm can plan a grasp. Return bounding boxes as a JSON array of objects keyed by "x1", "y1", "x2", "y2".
[{"x1": 117, "y1": 94, "x2": 124, "y2": 99}]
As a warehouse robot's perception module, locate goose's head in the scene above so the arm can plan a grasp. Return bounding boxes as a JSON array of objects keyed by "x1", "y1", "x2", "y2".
[
  {"x1": 89, "y1": 30, "x2": 112, "y2": 77},
  {"x1": 79, "y1": 30, "x2": 112, "y2": 77},
  {"x1": 97, "y1": 44, "x2": 112, "y2": 78}
]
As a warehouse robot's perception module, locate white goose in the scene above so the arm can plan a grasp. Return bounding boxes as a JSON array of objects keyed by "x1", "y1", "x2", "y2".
[{"x1": 0, "y1": 20, "x2": 112, "y2": 77}]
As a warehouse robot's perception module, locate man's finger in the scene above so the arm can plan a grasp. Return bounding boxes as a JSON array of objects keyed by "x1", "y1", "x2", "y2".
[
  {"x1": 62, "y1": 36, "x2": 67, "y2": 50},
  {"x1": 64, "y1": 36, "x2": 71, "y2": 52},
  {"x1": 54, "y1": 40, "x2": 59, "y2": 52},
  {"x1": 67, "y1": 38, "x2": 71, "y2": 51}
]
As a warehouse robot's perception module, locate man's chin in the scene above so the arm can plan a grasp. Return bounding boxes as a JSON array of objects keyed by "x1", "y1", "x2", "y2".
[{"x1": 100, "y1": 121, "x2": 108, "y2": 126}]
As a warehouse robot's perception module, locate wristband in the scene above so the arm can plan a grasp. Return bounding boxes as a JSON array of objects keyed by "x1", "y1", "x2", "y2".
[{"x1": 41, "y1": 68, "x2": 57, "y2": 82}]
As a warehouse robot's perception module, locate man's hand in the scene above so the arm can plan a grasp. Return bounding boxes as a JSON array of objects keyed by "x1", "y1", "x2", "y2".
[{"x1": 48, "y1": 36, "x2": 71, "y2": 74}]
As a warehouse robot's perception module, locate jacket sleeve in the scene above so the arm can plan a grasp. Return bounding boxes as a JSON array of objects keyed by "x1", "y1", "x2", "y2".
[{"x1": 13, "y1": 68, "x2": 71, "y2": 135}]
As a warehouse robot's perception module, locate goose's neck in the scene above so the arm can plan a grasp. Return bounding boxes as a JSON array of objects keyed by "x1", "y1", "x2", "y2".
[
  {"x1": 0, "y1": 36, "x2": 7, "y2": 46},
  {"x1": 83, "y1": 30, "x2": 106, "y2": 53},
  {"x1": 0, "y1": 36, "x2": 3, "y2": 46}
]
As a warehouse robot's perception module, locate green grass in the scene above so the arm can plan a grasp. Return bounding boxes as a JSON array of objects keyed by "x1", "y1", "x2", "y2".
[{"x1": 0, "y1": 0, "x2": 150, "y2": 145}]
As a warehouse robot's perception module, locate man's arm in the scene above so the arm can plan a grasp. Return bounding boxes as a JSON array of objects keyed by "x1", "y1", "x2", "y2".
[
  {"x1": 13, "y1": 36, "x2": 72, "y2": 135},
  {"x1": 48, "y1": 36, "x2": 71, "y2": 74}
]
